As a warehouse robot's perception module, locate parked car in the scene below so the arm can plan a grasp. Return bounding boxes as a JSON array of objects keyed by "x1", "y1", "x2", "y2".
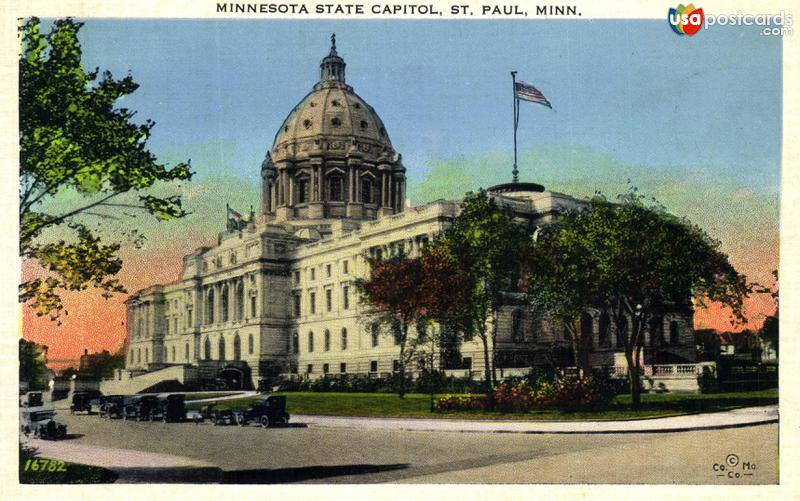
[
  {"x1": 123, "y1": 395, "x2": 159, "y2": 421},
  {"x1": 236, "y1": 395, "x2": 290, "y2": 428},
  {"x1": 150, "y1": 393, "x2": 186, "y2": 422},
  {"x1": 20, "y1": 391, "x2": 43, "y2": 408},
  {"x1": 99, "y1": 395, "x2": 125, "y2": 419},
  {"x1": 20, "y1": 406, "x2": 67, "y2": 440},
  {"x1": 70, "y1": 391, "x2": 102, "y2": 414}
]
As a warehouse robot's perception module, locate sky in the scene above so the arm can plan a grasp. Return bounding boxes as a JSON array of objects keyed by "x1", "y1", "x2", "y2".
[{"x1": 22, "y1": 19, "x2": 782, "y2": 364}]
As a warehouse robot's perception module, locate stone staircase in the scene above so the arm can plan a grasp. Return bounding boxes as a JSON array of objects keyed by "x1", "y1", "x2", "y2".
[{"x1": 100, "y1": 365, "x2": 199, "y2": 395}]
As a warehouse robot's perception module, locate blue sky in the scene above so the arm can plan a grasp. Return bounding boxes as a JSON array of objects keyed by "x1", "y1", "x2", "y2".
[{"x1": 73, "y1": 19, "x2": 781, "y2": 194}]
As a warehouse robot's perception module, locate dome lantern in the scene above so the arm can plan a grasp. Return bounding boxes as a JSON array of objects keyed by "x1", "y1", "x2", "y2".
[{"x1": 320, "y1": 33, "x2": 346, "y2": 83}]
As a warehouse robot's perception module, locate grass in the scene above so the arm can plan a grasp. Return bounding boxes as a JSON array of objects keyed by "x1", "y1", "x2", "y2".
[
  {"x1": 19, "y1": 458, "x2": 118, "y2": 484},
  {"x1": 183, "y1": 391, "x2": 244, "y2": 401},
  {"x1": 185, "y1": 388, "x2": 777, "y2": 421}
]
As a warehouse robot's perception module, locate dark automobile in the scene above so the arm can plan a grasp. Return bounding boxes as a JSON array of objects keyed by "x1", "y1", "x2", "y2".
[
  {"x1": 70, "y1": 391, "x2": 102, "y2": 414},
  {"x1": 123, "y1": 395, "x2": 159, "y2": 421},
  {"x1": 99, "y1": 395, "x2": 125, "y2": 419},
  {"x1": 150, "y1": 393, "x2": 186, "y2": 422},
  {"x1": 20, "y1": 391, "x2": 43, "y2": 408},
  {"x1": 185, "y1": 403, "x2": 236, "y2": 425},
  {"x1": 20, "y1": 406, "x2": 67, "y2": 440},
  {"x1": 236, "y1": 395, "x2": 290, "y2": 428}
]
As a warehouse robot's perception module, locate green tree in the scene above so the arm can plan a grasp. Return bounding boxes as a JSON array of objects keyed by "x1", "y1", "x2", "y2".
[
  {"x1": 758, "y1": 270, "x2": 778, "y2": 357},
  {"x1": 19, "y1": 18, "x2": 193, "y2": 321},
  {"x1": 528, "y1": 189, "x2": 749, "y2": 408},
  {"x1": 438, "y1": 191, "x2": 532, "y2": 397},
  {"x1": 19, "y1": 339, "x2": 48, "y2": 391},
  {"x1": 522, "y1": 222, "x2": 596, "y2": 378}
]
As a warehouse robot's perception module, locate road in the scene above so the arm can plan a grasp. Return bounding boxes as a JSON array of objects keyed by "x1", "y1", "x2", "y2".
[{"x1": 48, "y1": 412, "x2": 778, "y2": 484}]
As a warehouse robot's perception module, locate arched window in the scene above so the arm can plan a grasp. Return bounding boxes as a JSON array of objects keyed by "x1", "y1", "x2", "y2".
[
  {"x1": 371, "y1": 324, "x2": 380, "y2": 347},
  {"x1": 361, "y1": 178, "x2": 373, "y2": 204},
  {"x1": 293, "y1": 332, "x2": 299, "y2": 353},
  {"x1": 308, "y1": 331, "x2": 314, "y2": 352},
  {"x1": 171, "y1": 346, "x2": 176, "y2": 362},
  {"x1": 511, "y1": 310, "x2": 524, "y2": 342},
  {"x1": 233, "y1": 333, "x2": 241, "y2": 361},
  {"x1": 324, "y1": 329, "x2": 331, "y2": 351},
  {"x1": 297, "y1": 177, "x2": 309, "y2": 204},
  {"x1": 185, "y1": 342, "x2": 190, "y2": 361},
  {"x1": 206, "y1": 289, "x2": 215, "y2": 324},
  {"x1": 669, "y1": 320, "x2": 680, "y2": 345},
  {"x1": 221, "y1": 284, "x2": 229, "y2": 322},
  {"x1": 617, "y1": 317, "x2": 628, "y2": 347},
  {"x1": 137, "y1": 348, "x2": 141, "y2": 364},
  {"x1": 235, "y1": 282, "x2": 244, "y2": 321},
  {"x1": 145, "y1": 347, "x2": 149, "y2": 362},
  {"x1": 218, "y1": 336, "x2": 226, "y2": 361},
  {"x1": 204, "y1": 337, "x2": 211, "y2": 360},
  {"x1": 329, "y1": 176, "x2": 344, "y2": 201},
  {"x1": 580, "y1": 312, "x2": 594, "y2": 348},
  {"x1": 248, "y1": 334, "x2": 254, "y2": 354},
  {"x1": 649, "y1": 316, "x2": 664, "y2": 346},
  {"x1": 341, "y1": 328, "x2": 348, "y2": 350},
  {"x1": 599, "y1": 311, "x2": 610, "y2": 346}
]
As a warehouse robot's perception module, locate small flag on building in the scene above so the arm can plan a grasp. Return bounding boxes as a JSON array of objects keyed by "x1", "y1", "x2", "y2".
[{"x1": 514, "y1": 81, "x2": 552, "y2": 108}]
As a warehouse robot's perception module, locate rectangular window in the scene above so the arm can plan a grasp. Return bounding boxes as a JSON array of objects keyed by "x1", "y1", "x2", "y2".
[
  {"x1": 393, "y1": 360, "x2": 400, "y2": 373},
  {"x1": 343, "y1": 260, "x2": 349, "y2": 274},
  {"x1": 294, "y1": 271, "x2": 300, "y2": 283},
  {"x1": 250, "y1": 295, "x2": 257, "y2": 318},
  {"x1": 342, "y1": 286, "x2": 350, "y2": 310},
  {"x1": 323, "y1": 363, "x2": 329, "y2": 374},
  {"x1": 310, "y1": 268, "x2": 315, "y2": 281},
  {"x1": 307, "y1": 364, "x2": 313, "y2": 374},
  {"x1": 187, "y1": 307, "x2": 193, "y2": 328},
  {"x1": 326, "y1": 264, "x2": 332, "y2": 277},
  {"x1": 310, "y1": 292, "x2": 316, "y2": 314},
  {"x1": 340, "y1": 362, "x2": 347, "y2": 374},
  {"x1": 293, "y1": 293, "x2": 301, "y2": 317},
  {"x1": 326, "y1": 289, "x2": 332, "y2": 312},
  {"x1": 341, "y1": 328, "x2": 348, "y2": 350},
  {"x1": 370, "y1": 360, "x2": 378, "y2": 373},
  {"x1": 308, "y1": 332, "x2": 314, "y2": 352},
  {"x1": 463, "y1": 357, "x2": 473, "y2": 370}
]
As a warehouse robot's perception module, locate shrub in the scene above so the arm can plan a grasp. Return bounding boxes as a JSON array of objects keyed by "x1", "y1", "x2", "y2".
[
  {"x1": 697, "y1": 366, "x2": 719, "y2": 394},
  {"x1": 433, "y1": 394, "x2": 488, "y2": 411}
]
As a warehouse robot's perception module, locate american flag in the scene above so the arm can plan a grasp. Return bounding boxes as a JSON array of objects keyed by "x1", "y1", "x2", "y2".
[{"x1": 515, "y1": 81, "x2": 552, "y2": 108}]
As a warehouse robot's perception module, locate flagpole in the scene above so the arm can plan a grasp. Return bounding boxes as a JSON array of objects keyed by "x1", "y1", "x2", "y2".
[{"x1": 511, "y1": 71, "x2": 519, "y2": 183}]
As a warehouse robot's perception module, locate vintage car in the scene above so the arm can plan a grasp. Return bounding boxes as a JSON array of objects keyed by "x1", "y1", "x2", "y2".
[
  {"x1": 70, "y1": 391, "x2": 102, "y2": 414},
  {"x1": 184, "y1": 403, "x2": 234, "y2": 425},
  {"x1": 123, "y1": 395, "x2": 159, "y2": 421},
  {"x1": 150, "y1": 393, "x2": 186, "y2": 422},
  {"x1": 20, "y1": 406, "x2": 67, "y2": 440},
  {"x1": 235, "y1": 395, "x2": 290, "y2": 428},
  {"x1": 99, "y1": 395, "x2": 125, "y2": 419},
  {"x1": 20, "y1": 391, "x2": 44, "y2": 408}
]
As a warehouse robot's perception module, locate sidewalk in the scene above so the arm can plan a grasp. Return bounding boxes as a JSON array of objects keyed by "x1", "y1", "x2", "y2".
[
  {"x1": 293, "y1": 404, "x2": 778, "y2": 434},
  {"x1": 24, "y1": 438, "x2": 221, "y2": 483}
]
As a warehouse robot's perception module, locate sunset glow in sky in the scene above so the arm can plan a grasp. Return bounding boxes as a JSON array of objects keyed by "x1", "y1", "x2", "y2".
[{"x1": 22, "y1": 19, "x2": 781, "y2": 364}]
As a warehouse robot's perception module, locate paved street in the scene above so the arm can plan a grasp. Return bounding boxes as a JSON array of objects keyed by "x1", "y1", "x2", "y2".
[{"x1": 31, "y1": 412, "x2": 778, "y2": 484}]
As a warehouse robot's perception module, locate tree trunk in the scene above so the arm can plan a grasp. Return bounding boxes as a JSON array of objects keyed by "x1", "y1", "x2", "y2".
[
  {"x1": 397, "y1": 322, "x2": 408, "y2": 399},
  {"x1": 480, "y1": 330, "x2": 493, "y2": 410},
  {"x1": 625, "y1": 349, "x2": 641, "y2": 409},
  {"x1": 490, "y1": 310, "x2": 499, "y2": 386}
]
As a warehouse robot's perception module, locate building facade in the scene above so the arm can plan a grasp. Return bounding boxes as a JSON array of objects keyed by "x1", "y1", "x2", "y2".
[{"x1": 124, "y1": 39, "x2": 695, "y2": 389}]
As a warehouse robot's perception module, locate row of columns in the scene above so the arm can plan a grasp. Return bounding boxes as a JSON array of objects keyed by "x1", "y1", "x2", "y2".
[
  {"x1": 265, "y1": 164, "x2": 405, "y2": 213},
  {"x1": 202, "y1": 277, "x2": 247, "y2": 325}
]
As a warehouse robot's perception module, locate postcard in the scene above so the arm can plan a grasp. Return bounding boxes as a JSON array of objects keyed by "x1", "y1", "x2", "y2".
[{"x1": 5, "y1": 0, "x2": 796, "y2": 496}]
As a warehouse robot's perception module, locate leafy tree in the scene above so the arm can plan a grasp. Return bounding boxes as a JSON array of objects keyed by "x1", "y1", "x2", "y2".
[
  {"x1": 79, "y1": 349, "x2": 126, "y2": 379},
  {"x1": 437, "y1": 191, "x2": 532, "y2": 397},
  {"x1": 522, "y1": 222, "x2": 596, "y2": 378},
  {"x1": 19, "y1": 18, "x2": 193, "y2": 321},
  {"x1": 355, "y1": 247, "x2": 472, "y2": 398},
  {"x1": 758, "y1": 270, "x2": 778, "y2": 356},
  {"x1": 528, "y1": 190, "x2": 749, "y2": 408},
  {"x1": 19, "y1": 339, "x2": 48, "y2": 391}
]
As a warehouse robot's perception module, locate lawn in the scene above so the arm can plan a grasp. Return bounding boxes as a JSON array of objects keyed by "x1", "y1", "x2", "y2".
[
  {"x1": 185, "y1": 388, "x2": 777, "y2": 421},
  {"x1": 183, "y1": 391, "x2": 245, "y2": 401}
]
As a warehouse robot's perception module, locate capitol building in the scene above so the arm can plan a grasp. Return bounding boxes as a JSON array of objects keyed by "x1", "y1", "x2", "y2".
[{"x1": 121, "y1": 38, "x2": 695, "y2": 391}]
